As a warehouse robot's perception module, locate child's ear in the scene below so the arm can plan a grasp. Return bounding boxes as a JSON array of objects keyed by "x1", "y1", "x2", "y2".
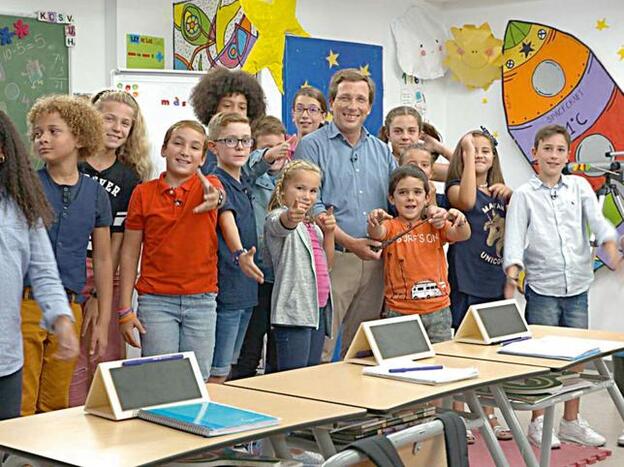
[
  {"x1": 387, "y1": 194, "x2": 395, "y2": 206},
  {"x1": 207, "y1": 140, "x2": 217, "y2": 153},
  {"x1": 531, "y1": 146, "x2": 537, "y2": 158}
]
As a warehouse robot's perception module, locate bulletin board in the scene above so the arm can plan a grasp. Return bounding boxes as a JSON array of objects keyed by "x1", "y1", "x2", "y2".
[{"x1": 0, "y1": 14, "x2": 70, "y2": 152}]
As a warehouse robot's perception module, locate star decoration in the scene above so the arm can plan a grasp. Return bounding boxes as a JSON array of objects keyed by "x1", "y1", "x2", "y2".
[
  {"x1": 482, "y1": 97, "x2": 488, "y2": 104},
  {"x1": 240, "y1": 0, "x2": 310, "y2": 93},
  {"x1": 358, "y1": 64, "x2": 370, "y2": 77},
  {"x1": 619, "y1": 46, "x2": 624, "y2": 61},
  {"x1": 0, "y1": 27, "x2": 15, "y2": 46},
  {"x1": 13, "y1": 19, "x2": 29, "y2": 39},
  {"x1": 595, "y1": 18, "x2": 609, "y2": 31},
  {"x1": 325, "y1": 49, "x2": 339, "y2": 68},
  {"x1": 520, "y1": 41, "x2": 534, "y2": 58},
  {"x1": 300, "y1": 80, "x2": 310, "y2": 88}
]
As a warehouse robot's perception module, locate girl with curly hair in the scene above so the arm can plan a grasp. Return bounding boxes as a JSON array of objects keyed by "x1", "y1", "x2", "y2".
[
  {"x1": 0, "y1": 111, "x2": 79, "y2": 419},
  {"x1": 68, "y1": 90, "x2": 151, "y2": 406},
  {"x1": 191, "y1": 67, "x2": 266, "y2": 174},
  {"x1": 22, "y1": 95, "x2": 113, "y2": 415}
]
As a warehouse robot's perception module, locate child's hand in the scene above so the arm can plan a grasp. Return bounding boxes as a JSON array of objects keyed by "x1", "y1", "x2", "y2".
[
  {"x1": 489, "y1": 183, "x2": 512, "y2": 201},
  {"x1": 52, "y1": 315, "x2": 79, "y2": 361},
  {"x1": 194, "y1": 169, "x2": 223, "y2": 214},
  {"x1": 120, "y1": 313, "x2": 146, "y2": 348},
  {"x1": 427, "y1": 206, "x2": 448, "y2": 229},
  {"x1": 460, "y1": 133, "x2": 476, "y2": 162},
  {"x1": 264, "y1": 135, "x2": 297, "y2": 163},
  {"x1": 367, "y1": 208, "x2": 392, "y2": 227},
  {"x1": 238, "y1": 246, "x2": 265, "y2": 284},
  {"x1": 90, "y1": 321, "x2": 109, "y2": 359},
  {"x1": 286, "y1": 199, "x2": 307, "y2": 224},
  {"x1": 447, "y1": 208, "x2": 467, "y2": 228},
  {"x1": 421, "y1": 133, "x2": 442, "y2": 154},
  {"x1": 81, "y1": 295, "x2": 98, "y2": 337},
  {"x1": 317, "y1": 206, "x2": 336, "y2": 233}
]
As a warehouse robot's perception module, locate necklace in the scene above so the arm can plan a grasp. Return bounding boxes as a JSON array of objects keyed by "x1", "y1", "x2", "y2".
[{"x1": 478, "y1": 183, "x2": 488, "y2": 189}]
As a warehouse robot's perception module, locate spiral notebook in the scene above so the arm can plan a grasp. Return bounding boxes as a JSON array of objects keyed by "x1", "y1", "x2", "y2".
[{"x1": 138, "y1": 401, "x2": 279, "y2": 437}]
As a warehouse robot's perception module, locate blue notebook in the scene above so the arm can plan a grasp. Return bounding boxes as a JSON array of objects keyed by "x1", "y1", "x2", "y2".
[{"x1": 138, "y1": 401, "x2": 279, "y2": 437}]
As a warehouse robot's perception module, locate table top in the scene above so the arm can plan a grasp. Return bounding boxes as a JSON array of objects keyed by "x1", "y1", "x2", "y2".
[
  {"x1": 0, "y1": 384, "x2": 365, "y2": 467},
  {"x1": 227, "y1": 356, "x2": 547, "y2": 412},
  {"x1": 434, "y1": 325, "x2": 624, "y2": 370}
]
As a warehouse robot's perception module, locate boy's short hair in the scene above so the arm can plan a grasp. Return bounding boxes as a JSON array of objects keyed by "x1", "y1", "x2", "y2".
[
  {"x1": 389, "y1": 165, "x2": 430, "y2": 196},
  {"x1": 27, "y1": 94, "x2": 103, "y2": 160},
  {"x1": 328, "y1": 68, "x2": 375, "y2": 104},
  {"x1": 399, "y1": 143, "x2": 434, "y2": 166},
  {"x1": 207, "y1": 112, "x2": 250, "y2": 141},
  {"x1": 162, "y1": 120, "x2": 209, "y2": 154},
  {"x1": 252, "y1": 116, "x2": 287, "y2": 140},
  {"x1": 533, "y1": 124, "x2": 571, "y2": 149}
]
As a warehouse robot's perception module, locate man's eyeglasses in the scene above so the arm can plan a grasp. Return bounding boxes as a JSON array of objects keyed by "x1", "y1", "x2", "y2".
[
  {"x1": 215, "y1": 136, "x2": 255, "y2": 148},
  {"x1": 294, "y1": 104, "x2": 322, "y2": 116}
]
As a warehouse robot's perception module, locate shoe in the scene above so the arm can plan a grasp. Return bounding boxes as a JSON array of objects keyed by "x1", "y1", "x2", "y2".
[
  {"x1": 527, "y1": 415, "x2": 561, "y2": 449},
  {"x1": 489, "y1": 415, "x2": 513, "y2": 441},
  {"x1": 466, "y1": 429, "x2": 476, "y2": 445},
  {"x1": 559, "y1": 416, "x2": 606, "y2": 447},
  {"x1": 618, "y1": 431, "x2": 624, "y2": 447}
]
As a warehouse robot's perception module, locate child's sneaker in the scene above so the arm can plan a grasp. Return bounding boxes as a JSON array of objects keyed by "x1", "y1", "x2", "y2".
[
  {"x1": 527, "y1": 415, "x2": 561, "y2": 449},
  {"x1": 559, "y1": 416, "x2": 606, "y2": 446}
]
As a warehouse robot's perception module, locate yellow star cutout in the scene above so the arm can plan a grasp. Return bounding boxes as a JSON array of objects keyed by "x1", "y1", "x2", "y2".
[
  {"x1": 326, "y1": 50, "x2": 339, "y2": 68},
  {"x1": 240, "y1": 0, "x2": 310, "y2": 93},
  {"x1": 301, "y1": 80, "x2": 310, "y2": 88},
  {"x1": 358, "y1": 64, "x2": 370, "y2": 77},
  {"x1": 619, "y1": 46, "x2": 624, "y2": 61},
  {"x1": 482, "y1": 97, "x2": 488, "y2": 104},
  {"x1": 596, "y1": 18, "x2": 609, "y2": 31}
]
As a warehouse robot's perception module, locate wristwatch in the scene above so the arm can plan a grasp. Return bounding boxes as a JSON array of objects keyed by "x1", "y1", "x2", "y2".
[{"x1": 232, "y1": 248, "x2": 247, "y2": 265}]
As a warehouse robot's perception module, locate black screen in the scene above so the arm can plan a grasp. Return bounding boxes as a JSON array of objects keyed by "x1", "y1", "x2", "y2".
[
  {"x1": 110, "y1": 358, "x2": 202, "y2": 410},
  {"x1": 369, "y1": 320, "x2": 430, "y2": 359},
  {"x1": 476, "y1": 303, "x2": 527, "y2": 339}
]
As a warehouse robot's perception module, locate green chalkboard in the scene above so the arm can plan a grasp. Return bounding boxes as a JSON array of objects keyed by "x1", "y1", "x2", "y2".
[{"x1": 0, "y1": 14, "x2": 70, "y2": 159}]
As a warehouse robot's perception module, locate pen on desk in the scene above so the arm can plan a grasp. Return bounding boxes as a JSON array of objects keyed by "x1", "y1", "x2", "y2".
[
  {"x1": 122, "y1": 354, "x2": 185, "y2": 366},
  {"x1": 500, "y1": 336, "x2": 532, "y2": 346},
  {"x1": 388, "y1": 365, "x2": 444, "y2": 373}
]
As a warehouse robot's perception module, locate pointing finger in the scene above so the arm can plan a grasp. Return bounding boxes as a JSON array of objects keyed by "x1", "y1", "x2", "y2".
[{"x1": 326, "y1": 206, "x2": 334, "y2": 216}]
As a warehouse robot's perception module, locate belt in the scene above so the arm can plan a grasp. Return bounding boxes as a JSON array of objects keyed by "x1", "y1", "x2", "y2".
[{"x1": 23, "y1": 286, "x2": 79, "y2": 304}]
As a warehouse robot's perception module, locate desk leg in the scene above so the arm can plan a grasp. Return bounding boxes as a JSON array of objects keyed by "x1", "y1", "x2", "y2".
[
  {"x1": 269, "y1": 434, "x2": 291, "y2": 459},
  {"x1": 490, "y1": 384, "x2": 539, "y2": 467},
  {"x1": 538, "y1": 405, "x2": 555, "y2": 467},
  {"x1": 595, "y1": 358, "x2": 624, "y2": 421},
  {"x1": 464, "y1": 389, "x2": 509, "y2": 467},
  {"x1": 312, "y1": 427, "x2": 338, "y2": 459}
]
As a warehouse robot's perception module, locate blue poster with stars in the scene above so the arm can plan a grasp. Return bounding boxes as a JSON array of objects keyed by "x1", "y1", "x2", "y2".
[{"x1": 282, "y1": 35, "x2": 383, "y2": 136}]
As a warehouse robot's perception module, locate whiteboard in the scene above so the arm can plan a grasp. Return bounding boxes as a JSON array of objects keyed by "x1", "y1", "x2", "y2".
[{"x1": 111, "y1": 69, "x2": 205, "y2": 176}]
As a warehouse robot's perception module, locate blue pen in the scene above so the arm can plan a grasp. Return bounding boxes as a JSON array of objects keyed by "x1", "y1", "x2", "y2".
[
  {"x1": 500, "y1": 336, "x2": 532, "y2": 346},
  {"x1": 388, "y1": 365, "x2": 444, "y2": 373},
  {"x1": 122, "y1": 354, "x2": 185, "y2": 367}
]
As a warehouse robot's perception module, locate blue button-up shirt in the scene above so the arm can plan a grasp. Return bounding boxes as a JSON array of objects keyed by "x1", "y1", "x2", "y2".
[
  {"x1": 294, "y1": 122, "x2": 396, "y2": 240},
  {"x1": 503, "y1": 174, "x2": 617, "y2": 297},
  {"x1": 1, "y1": 193, "x2": 73, "y2": 377}
]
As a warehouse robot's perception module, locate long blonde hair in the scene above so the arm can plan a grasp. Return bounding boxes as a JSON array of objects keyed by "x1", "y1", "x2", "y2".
[
  {"x1": 93, "y1": 90, "x2": 152, "y2": 181},
  {"x1": 267, "y1": 160, "x2": 322, "y2": 213}
]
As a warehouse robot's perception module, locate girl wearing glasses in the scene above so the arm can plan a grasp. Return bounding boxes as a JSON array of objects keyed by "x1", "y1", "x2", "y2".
[{"x1": 292, "y1": 86, "x2": 328, "y2": 142}]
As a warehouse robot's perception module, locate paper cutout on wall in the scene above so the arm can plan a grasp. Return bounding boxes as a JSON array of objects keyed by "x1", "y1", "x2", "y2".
[
  {"x1": 173, "y1": 0, "x2": 257, "y2": 70},
  {"x1": 240, "y1": 0, "x2": 309, "y2": 93},
  {"x1": 444, "y1": 23, "x2": 503, "y2": 90},
  {"x1": 391, "y1": 3, "x2": 448, "y2": 80},
  {"x1": 502, "y1": 20, "x2": 624, "y2": 269},
  {"x1": 127, "y1": 34, "x2": 165, "y2": 69},
  {"x1": 282, "y1": 36, "x2": 383, "y2": 136}
]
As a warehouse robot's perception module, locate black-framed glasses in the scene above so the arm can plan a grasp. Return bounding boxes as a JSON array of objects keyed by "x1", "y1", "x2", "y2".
[
  {"x1": 294, "y1": 104, "x2": 322, "y2": 115},
  {"x1": 215, "y1": 136, "x2": 254, "y2": 148}
]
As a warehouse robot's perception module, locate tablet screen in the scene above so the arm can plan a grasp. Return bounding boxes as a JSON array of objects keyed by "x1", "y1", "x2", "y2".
[
  {"x1": 476, "y1": 302, "x2": 527, "y2": 339},
  {"x1": 369, "y1": 319, "x2": 431, "y2": 359}
]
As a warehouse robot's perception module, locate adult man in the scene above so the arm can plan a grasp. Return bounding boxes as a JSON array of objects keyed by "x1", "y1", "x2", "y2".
[{"x1": 295, "y1": 68, "x2": 396, "y2": 359}]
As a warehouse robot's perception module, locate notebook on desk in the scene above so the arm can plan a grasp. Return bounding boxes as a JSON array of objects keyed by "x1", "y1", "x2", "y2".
[
  {"x1": 497, "y1": 336, "x2": 602, "y2": 361},
  {"x1": 362, "y1": 364, "x2": 479, "y2": 385},
  {"x1": 138, "y1": 401, "x2": 279, "y2": 437}
]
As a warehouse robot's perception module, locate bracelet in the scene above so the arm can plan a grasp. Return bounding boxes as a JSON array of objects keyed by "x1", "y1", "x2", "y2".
[
  {"x1": 116, "y1": 306, "x2": 133, "y2": 316},
  {"x1": 232, "y1": 248, "x2": 247, "y2": 266},
  {"x1": 90, "y1": 288, "x2": 98, "y2": 299},
  {"x1": 217, "y1": 189, "x2": 225, "y2": 209},
  {"x1": 119, "y1": 311, "x2": 136, "y2": 325}
]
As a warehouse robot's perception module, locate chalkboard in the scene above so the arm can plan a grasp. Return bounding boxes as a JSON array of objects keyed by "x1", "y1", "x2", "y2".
[
  {"x1": 369, "y1": 319, "x2": 431, "y2": 360},
  {"x1": 0, "y1": 14, "x2": 70, "y2": 155},
  {"x1": 476, "y1": 302, "x2": 528, "y2": 339}
]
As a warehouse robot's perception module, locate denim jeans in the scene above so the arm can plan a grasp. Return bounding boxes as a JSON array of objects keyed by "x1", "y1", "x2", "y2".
[
  {"x1": 0, "y1": 367, "x2": 22, "y2": 420},
  {"x1": 137, "y1": 292, "x2": 217, "y2": 380},
  {"x1": 384, "y1": 307, "x2": 453, "y2": 344},
  {"x1": 525, "y1": 285, "x2": 588, "y2": 329},
  {"x1": 211, "y1": 307, "x2": 254, "y2": 377},
  {"x1": 273, "y1": 308, "x2": 326, "y2": 371}
]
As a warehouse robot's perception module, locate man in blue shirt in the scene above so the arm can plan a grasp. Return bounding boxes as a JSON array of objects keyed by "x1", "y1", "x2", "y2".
[{"x1": 295, "y1": 68, "x2": 396, "y2": 359}]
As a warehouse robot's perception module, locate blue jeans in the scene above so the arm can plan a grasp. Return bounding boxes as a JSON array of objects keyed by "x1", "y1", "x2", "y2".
[
  {"x1": 212, "y1": 307, "x2": 254, "y2": 377},
  {"x1": 0, "y1": 367, "x2": 22, "y2": 420},
  {"x1": 524, "y1": 285, "x2": 588, "y2": 329},
  {"x1": 137, "y1": 293, "x2": 217, "y2": 380},
  {"x1": 273, "y1": 308, "x2": 326, "y2": 371}
]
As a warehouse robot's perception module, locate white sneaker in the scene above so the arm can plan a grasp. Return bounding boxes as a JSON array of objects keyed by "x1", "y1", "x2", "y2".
[
  {"x1": 618, "y1": 430, "x2": 624, "y2": 447},
  {"x1": 527, "y1": 415, "x2": 561, "y2": 449},
  {"x1": 559, "y1": 416, "x2": 606, "y2": 447}
]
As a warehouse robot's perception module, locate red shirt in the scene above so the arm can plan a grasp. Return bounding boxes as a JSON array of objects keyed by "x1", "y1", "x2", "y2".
[{"x1": 125, "y1": 172, "x2": 222, "y2": 295}]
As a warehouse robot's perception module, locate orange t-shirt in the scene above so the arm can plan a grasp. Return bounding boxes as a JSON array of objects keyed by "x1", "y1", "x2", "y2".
[
  {"x1": 382, "y1": 218, "x2": 452, "y2": 314},
  {"x1": 125, "y1": 172, "x2": 222, "y2": 295}
]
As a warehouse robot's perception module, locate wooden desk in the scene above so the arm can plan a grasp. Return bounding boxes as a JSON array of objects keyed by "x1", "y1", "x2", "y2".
[{"x1": 0, "y1": 384, "x2": 365, "y2": 467}]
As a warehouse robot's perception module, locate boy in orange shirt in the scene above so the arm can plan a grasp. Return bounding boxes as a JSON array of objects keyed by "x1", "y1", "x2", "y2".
[
  {"x1": 368, "y1": 165, "x2": 470, "y2": 343},
  {"x1": 118, "y1": 120, "x2": 260, "y2": 380}
]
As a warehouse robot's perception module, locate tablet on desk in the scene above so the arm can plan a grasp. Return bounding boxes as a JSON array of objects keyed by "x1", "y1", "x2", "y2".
[{"x1": 454, "y1": 298, "x2": 531, "y2": 345}]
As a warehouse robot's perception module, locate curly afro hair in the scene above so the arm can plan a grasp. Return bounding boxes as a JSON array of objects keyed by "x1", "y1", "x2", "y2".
[
  {"x1": 28, "y1": 94, "x2": 104, "y2": 160},
  {"x1": 190, "y1": 67, "x2": 266, "y2": 126}
]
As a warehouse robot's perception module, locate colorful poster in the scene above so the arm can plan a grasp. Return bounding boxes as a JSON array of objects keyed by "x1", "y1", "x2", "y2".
[
  {"x1": 173, "y1": 0, "x2": 257, "y2": 71},
  {"x1": 282, "y1": 36, "x2": 383, "y2": 137},
  {"x1": 502, "y1": 20, "x2": 624, "y2": 269},
  {"x1": 126, "y1": 34, "x2": 165, "y2": 69}
]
